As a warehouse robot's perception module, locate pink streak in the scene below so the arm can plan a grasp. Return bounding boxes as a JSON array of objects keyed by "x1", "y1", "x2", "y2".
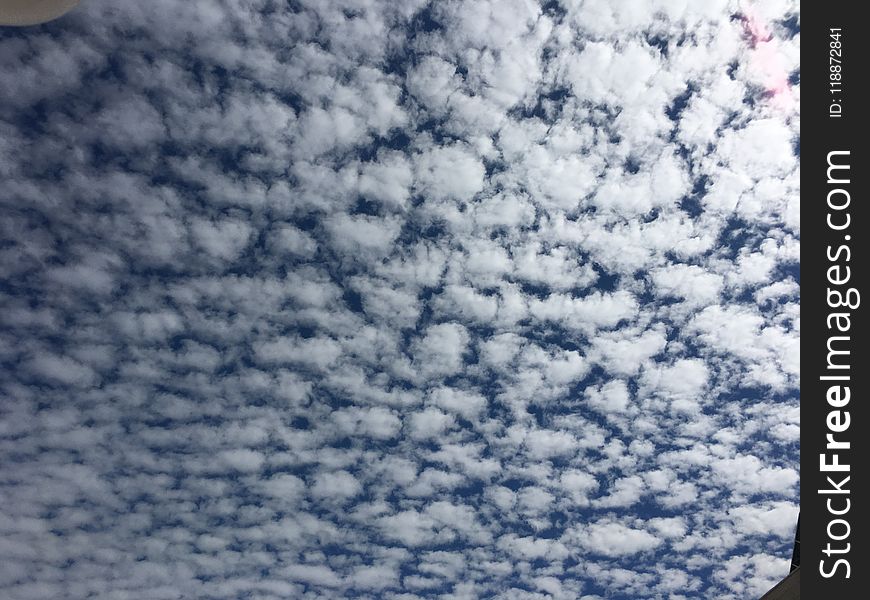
[{"x1": 740, "y1": 6, "x2": 794, "y2": 109}]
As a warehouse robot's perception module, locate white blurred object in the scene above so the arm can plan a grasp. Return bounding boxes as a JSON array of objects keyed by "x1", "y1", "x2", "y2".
[{"x1": 0, "y1": 0, "x2": 80, "y2": 26}]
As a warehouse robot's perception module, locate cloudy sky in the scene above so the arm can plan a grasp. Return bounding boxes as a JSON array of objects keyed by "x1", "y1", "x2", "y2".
[{"x1": 0, "y1": 1, "x2": 800, "y2": 599}]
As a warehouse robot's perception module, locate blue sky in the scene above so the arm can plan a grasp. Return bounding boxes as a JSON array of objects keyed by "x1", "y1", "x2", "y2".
[{"x1": 0, "y1": 1, "x2": 800, "y2": 598}]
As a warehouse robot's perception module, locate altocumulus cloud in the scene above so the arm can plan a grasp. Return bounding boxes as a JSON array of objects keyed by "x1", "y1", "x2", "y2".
[{"x1": 0, "y1": 1, "x2": 799, "y2": 599}]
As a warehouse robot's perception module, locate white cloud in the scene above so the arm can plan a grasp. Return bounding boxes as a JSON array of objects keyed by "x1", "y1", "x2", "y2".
[
  {"x1": 326, "y1": 214, "x2": 403, "y2": 258},
  {"x1": 529, "y1": 290, "x2": 638, "y2": 333},
  {"x1": 259, "y1": 474, "x2": 306, "y2": 500},
  {"x1": 585, "y1": 379, "x2": 632, "y2": 416},
  {"x1": 23, "y1": 353, "x2": 98, "y2": 388},
  {"x1": 524, "y1": 429, "x2": 578, "y2": 460},
  {"x1": 711, "y1": 454, "x2": 798, "y2": 496},
  {"x1": 412, "y1": 322, "x2": 470, "y2": 380},
  {"x1": 593, "y1": 475, "x2": 645, "y2": 509},
  {"x1": 408, "y1": 407, "x2": 455, "y2": 440},
  {"x1": 575, "y1": 521, "x2": 662, "y2": 557},
  {"x1": 0, "y1": 0, "x2": 800, "y2": 597},
  {"x1": 428, "y1": 386, "x2": 487, "y2": 420},
  {"x1": 270, "y1": 224, "x2": 318, "y2": 258},
  {"x1": 253, "y1": 336, "x2": 343, "y2": 370},
  {"x1": 285, "y1": 564, "x2": 343, "y2": 588},
  {"x1": 650, "y1": 264, "x2": 723, "y2": 307},
  {"x1": 591, "y1": 327, "x2": 668, "y2": 376},
  {"x1": 559, "y1": 470, "x2": 600, "y2": 507},
  {"x1": 191, "y1": 217, "x2": 253, "y2": 262},
  {"x1": 311, "y1": 470, "x2": 362, "y2": 500},
  {"x1": 415, "y1": 143, "x2": 485, "y2": 202},
  {"x1": 332, "y1": 406, "x2": 402, "y2": 440},
  {"x1": 358, "y1": 152, "x2": 414, "y2": 211},
  {"x1": 217, "y1": 449, "x2": 266, "y2": 473}
]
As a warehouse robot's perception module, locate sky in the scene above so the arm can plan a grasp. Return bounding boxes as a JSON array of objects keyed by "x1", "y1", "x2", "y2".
[{"x1": 0, "y1": 1, "x2": 800, "y2": 599}]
